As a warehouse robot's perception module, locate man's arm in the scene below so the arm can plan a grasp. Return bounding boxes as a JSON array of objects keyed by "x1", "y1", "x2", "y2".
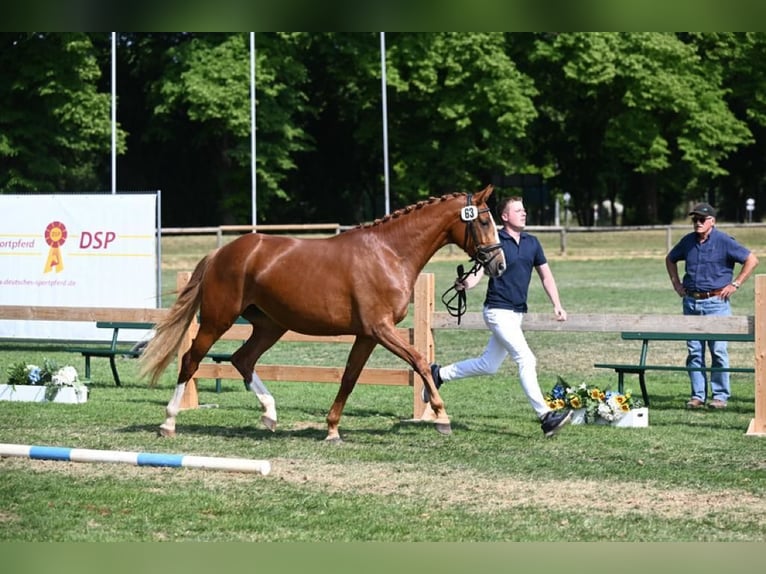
[
  {"x1": 536, "y1": 263, "x2": 566, "y2": 321},
  {"x1": 665, "y1": 254, "x2": 686, "y2": 297},
  {"x1": 455, "y1": 265, "x2": 485, "y2": 291}
]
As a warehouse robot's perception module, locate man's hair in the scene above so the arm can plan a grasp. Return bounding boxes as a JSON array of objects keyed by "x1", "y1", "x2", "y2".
[{"x1": 496, "y1": 196, "x2": 523, "y2": 219}]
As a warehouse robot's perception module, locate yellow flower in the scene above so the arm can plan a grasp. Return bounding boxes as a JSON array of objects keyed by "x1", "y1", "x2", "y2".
[
  {"x1": 589, "y1": 388, "x2": 602, "y2": 400},
  {"x1": 570, "y1": 396, "x2": 582, "y2": 408}
]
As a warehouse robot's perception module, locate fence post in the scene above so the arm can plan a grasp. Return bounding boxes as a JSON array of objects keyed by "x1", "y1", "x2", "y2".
[
  {"x1": 176, "y1": 271, "x2": 199, "y2": 410},
  {"x1": 412, "y1": 273, "x2": 434, "y2": 419},
  {"x1": 560, "y1": 228, "x2": 567, "y2": 256},
  {"x1": 747, "y1": 274, "x2": 766, "y2": 436}
]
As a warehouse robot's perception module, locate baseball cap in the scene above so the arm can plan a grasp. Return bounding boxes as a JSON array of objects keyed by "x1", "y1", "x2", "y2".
[{"x1": 688, "y1": 203, "x2": 716, "y2": 218}]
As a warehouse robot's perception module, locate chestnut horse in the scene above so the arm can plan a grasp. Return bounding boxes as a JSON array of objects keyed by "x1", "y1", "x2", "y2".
[{"x1": 140, "y1": 185, "x2": 506, "y2": 441}]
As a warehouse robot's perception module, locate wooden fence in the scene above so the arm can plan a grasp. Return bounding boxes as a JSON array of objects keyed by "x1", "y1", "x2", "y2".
[{"x1": 1, "y1": 273, "x2": 763, "y2": 435}]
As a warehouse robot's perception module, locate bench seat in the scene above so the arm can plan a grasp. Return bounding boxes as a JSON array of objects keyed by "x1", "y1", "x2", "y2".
[
  {"x1": 66, "y1": 321, "x2": 154, "y2": 387},
  {"x1": 594, "y1": 331, "x2": 754, "y2": 406}
]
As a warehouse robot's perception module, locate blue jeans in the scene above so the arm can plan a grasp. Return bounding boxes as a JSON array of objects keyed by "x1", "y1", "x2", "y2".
[{"x1": 683, "y1": 295, "x2": 731, "y2": 402}]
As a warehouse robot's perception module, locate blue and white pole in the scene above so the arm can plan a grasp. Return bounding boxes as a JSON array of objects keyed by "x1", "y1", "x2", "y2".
[{"x1": 0, "y1": 443, "x2": 271, "y2": 475}]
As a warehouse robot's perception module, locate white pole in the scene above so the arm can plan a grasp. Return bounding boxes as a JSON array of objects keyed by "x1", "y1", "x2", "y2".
[
  {"x1": 380, "y1": 32, "x2": 390, "y2": 215},
  {"x1": 250, "y1": 32, "x2": 257, "y2": 228},
  {"x1": 0, "y1": 443, "x2": 271, "y2": 475},
  {"x1": 111, "y1": 32, "x2": 117, "y2": 195}
]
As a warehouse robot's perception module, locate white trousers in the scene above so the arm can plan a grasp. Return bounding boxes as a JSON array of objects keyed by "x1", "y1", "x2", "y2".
[{"x1": 440, "y1": 306, "x2": 549, "y2": 418}]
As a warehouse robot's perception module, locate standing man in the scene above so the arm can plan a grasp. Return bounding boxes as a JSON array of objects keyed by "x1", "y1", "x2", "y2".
[
  {"x1": 424, "y1": 196, "x2": 571, "y2": 437},
  {"x1": 665, "y1": 202, "x2": 759, "y2": 409}
]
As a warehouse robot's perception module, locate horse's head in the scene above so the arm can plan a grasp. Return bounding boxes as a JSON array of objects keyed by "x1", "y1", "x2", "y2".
[{"x1": 453, "y1": 185, "x2": 506, "y2": 278}]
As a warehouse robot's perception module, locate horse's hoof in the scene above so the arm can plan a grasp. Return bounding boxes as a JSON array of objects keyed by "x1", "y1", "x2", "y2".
[
  {"x1": 324, "y1": 436, "x2": 343, "y2": 444},
  {"x1": 158, "y1": 425, "x2": 176, "y2": 438},
  {"x1": 435, "y1": 421, "x2": 452, "y2": 435},
  {"x1": 261, "y1": 415, "x2": 277, "y2": 432}
]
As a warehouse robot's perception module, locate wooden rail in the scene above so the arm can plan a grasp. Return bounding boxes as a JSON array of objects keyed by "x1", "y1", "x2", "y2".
[
  {"x1": 0, "y1": 273, "x2": 763, "y2": 435},
  {"x1": 432, "y1": 311, "x2": 753, "y2": 334}
]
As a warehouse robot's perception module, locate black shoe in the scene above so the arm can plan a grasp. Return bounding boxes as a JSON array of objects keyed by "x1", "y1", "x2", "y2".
[
  {"x1": 421, "y1": 363, "x2": 443, "y2": 403},
  {"x1": 541, "y1": 409, "x2": 572, "y2": 438}
]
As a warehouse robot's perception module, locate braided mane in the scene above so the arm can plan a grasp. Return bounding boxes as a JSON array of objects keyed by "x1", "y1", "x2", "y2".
[{"x1": 356, "y1": 193, "x2": 465, "y2": 229}]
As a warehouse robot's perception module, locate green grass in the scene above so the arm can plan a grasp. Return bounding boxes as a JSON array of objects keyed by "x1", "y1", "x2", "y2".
[{"x1": 1, "y1": 230, "x2": 765, "y2": 541}]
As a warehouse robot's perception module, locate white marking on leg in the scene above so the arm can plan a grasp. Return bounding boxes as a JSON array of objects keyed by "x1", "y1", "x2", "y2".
[
  {"x1": 246, "y1": 373, "x2": 277, "y2": 431},
  {"x1": 160, "y1": 382, "x2": 187, "y2": 435}
]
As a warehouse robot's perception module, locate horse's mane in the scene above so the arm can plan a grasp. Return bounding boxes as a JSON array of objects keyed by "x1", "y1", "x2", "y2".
[{"x1": 356, "y1": 192, "x2": 465, "y2": 229}]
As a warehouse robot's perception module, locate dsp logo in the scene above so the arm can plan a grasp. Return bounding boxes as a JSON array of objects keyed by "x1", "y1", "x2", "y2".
[
  {"x1": 79, "y1": 231, "x2": 116, "y2": 249},
  {"x1": 43, "y1": 221, "x2": 119, "y2": 273}
]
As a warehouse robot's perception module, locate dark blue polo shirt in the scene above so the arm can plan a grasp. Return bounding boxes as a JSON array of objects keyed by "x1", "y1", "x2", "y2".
[
  {"x1": 667, "y1": 228, "x2": 751, "y2": 292},
  {"x1": 484, "y1": 228, "x2": 547, "y2": 313}
]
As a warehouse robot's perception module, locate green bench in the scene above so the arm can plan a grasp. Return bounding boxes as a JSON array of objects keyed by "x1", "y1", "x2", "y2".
[
  {"x1": 594, "y1": 331, "x2": 755, "y2": 406},
  {"x1": 66, "y1": 321, "x2": 155, "y2": 386}
]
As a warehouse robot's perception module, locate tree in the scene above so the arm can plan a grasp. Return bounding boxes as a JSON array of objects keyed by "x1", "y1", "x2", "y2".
[
  {"x1": 386, "y1": 33, "x2": 538, "y2": 204},
  {"x1": 691, "y1": 33, "x2": 766, "y2": 221},
  {"x1": 0, "y1": 33, "x2": 124, "y2": 194},
  {"x1": 519, "y1": 32, "x2": 752, "y2": 224},
  {"x1": 127, "y1": 33, "x2": 311, "y2": 225}
]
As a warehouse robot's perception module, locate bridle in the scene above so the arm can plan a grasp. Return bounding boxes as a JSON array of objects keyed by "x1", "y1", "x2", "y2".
[
  {"x1": 441, "y1": 194, "x2": 503, "y2": 324},
  {"x1": 461, "y1": 193, "x2": 502, "y2": 269}
]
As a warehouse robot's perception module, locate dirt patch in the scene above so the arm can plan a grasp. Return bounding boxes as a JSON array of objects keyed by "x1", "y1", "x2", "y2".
[
  {"x1": 270, "y1": 458, "x2": 765, "y2": 521},
  {"x1": 4, "y1": 455, "x2": 763, "y2": 522}
]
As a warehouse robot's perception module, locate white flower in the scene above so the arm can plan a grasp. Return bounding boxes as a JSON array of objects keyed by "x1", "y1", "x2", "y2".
[{"x1": 51, "y1": 366, "x2": 79, "y2": 386}]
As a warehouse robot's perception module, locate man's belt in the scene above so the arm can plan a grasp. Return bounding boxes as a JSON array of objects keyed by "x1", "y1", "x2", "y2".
[{"x1": 687, "y1": 288, "x2": 724, "y2": 300}]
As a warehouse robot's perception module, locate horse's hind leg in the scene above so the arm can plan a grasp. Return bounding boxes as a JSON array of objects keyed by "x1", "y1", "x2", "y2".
[
  {"x1": 160, "y1": 325, "x2": 225, "y2": 437},
  {"x1": 325, "y1": 336, "x2": 377, "y2": 443},
  {"x1": 229, "y1": 317, "x2": 286, "y2": 432}
]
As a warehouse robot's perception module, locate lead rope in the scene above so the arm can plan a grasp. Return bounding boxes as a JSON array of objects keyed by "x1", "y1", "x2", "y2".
[{"x1": 441, "y1": 261, "x2": 482, "y2": 325}]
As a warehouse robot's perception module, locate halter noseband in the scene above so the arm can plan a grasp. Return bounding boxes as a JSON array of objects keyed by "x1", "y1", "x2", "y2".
[
  {"x1": 461, "y1": 193, "x2": 502, "y2": 268},
  {"x1": 441, "y1": 194, "x2": 503, "y2": 324}
]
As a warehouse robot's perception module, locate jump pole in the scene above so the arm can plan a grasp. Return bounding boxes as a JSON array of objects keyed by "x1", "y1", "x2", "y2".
[{"x1": 0, "y1": 443, "x2": 271, "y2": 475}]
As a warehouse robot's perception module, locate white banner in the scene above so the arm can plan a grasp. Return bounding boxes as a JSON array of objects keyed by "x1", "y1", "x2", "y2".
[{"x1": 0, "y1": 194, "x2": 158, "y2": 341}]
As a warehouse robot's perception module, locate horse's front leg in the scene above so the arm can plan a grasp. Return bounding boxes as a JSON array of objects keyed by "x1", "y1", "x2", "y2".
[
  {"x1": 326, "y1": 337, "x2": 377, "y2": 442},
  {"x1": 373, "y1": 324, "x2": 451, "y2": 435}
]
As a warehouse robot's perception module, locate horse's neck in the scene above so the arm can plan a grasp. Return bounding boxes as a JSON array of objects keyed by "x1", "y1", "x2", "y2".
[{"x1": 373, "y1": 205, "x2": 453, "y2": 272}]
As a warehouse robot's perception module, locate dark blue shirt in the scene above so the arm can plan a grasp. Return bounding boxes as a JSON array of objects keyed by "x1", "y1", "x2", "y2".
[
  {"x1": 667, "y1": 228, "x2": 751, "y2": 292},
  {"x1": 484, "y1": 228, "x2": 547, "y2": 313}
]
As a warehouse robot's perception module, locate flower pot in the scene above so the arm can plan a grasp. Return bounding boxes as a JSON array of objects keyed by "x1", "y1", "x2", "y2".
[
  {"x1": 0, "y1": 384, "x2": 88, "y2": 404},
  {"x1": 611, "y1": 407, "x2": 648, "y2": 428},
  {"x1": 568, "y1": 407, "x2": 648, "y2": 427},
  {"x1": 570, "y1": 408, "x2": 587, "y2": 425}
]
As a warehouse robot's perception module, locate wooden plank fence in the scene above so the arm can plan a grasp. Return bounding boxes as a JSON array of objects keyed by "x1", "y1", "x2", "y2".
[{"x1": 1, "y1": 274, "x2": 763, "y2": 435}]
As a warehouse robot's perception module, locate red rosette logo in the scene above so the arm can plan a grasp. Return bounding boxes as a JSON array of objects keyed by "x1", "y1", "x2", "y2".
[{"x1": 43, "y1": 221, "x2": 67, "y2": 273}]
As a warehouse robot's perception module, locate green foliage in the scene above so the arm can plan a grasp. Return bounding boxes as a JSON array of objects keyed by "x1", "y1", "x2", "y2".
[
  {"x1": 0, "y1": 33, "x2": 125, "y2": 193},
  {"x1": 3, "y1": 33, "x2": 766, "y2": 226}
]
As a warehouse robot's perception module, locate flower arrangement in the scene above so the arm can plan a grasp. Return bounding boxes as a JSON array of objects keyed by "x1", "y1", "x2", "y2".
[
  {"x1": 6, "y1": 358, "x2": 85, "y2": 401},
  {"x1": 545, "y1": 376, "x2": 642, "y2": 424}
]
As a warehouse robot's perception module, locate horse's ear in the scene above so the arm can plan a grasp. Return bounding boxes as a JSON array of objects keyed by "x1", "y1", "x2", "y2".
[{"x1": 475, "y1": 184, "x2": 494, "y2": 203}]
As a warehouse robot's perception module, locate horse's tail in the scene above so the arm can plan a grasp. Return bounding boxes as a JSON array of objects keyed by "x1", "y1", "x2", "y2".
[{"x1": 140, "y1": 253, "x2": 212, "y2": 387}]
